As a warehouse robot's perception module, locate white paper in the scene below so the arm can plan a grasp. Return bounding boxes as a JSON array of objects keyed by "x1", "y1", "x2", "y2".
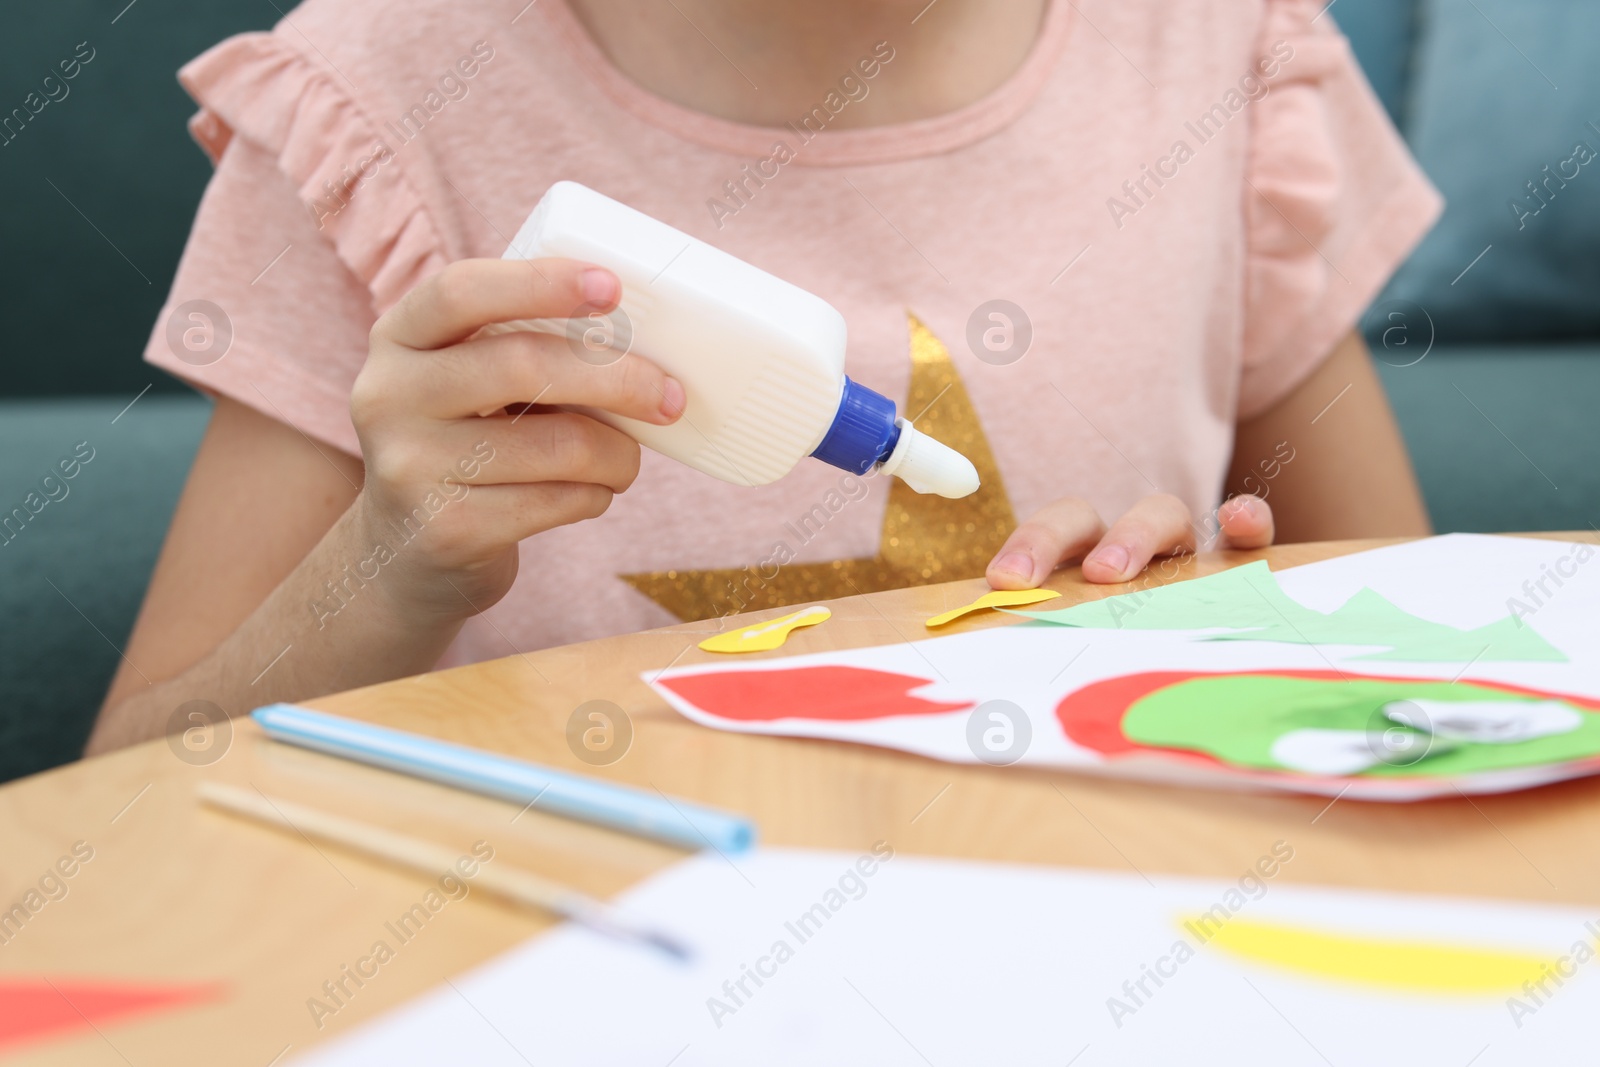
[
  {"x1": 294, "y1": 849, "x2": 1600, "y2": 1066},
  {"x1": 1273, "y1": 533, "x2": 1599, "y2": 629}
]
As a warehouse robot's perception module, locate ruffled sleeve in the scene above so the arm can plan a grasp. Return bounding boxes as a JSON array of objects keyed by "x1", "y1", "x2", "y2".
[
  {"x1": 140, "y1": 31, "x2": 462, "y2": 455},
  {"x1": 179, "y1": 32, "x2": 448, "y2": 314},
  {"x1": 139, "y1": 29, "x2": 462, "y2": 456},
  {"x1": 1238, "y1": 0, "x2": 1443, "y2": 418}
]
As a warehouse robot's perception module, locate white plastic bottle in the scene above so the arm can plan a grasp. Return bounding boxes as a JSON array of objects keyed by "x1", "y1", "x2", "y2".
[{"x1": 491, "y1": 181, "x2": 980, "y2": 499}]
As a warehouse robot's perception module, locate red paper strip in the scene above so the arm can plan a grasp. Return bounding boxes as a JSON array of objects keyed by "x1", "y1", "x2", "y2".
[{"x1": 0, "y1": 977, "x2": 222, "y2": 1050}]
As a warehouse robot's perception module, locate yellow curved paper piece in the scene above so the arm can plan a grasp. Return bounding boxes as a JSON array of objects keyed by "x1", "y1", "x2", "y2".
[
  {"x1": 925, "y1": 588, "x2": 1062, "y2": 628},
  {"x1": 1193, "y1": 916, "x2": 1558, "y2": 995},
  {"x1": 698, "y1": 606, "x2": 832, "y2": 654}
]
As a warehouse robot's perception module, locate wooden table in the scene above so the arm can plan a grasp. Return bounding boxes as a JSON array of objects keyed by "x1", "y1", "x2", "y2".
[{"x1": 5, "y1": 535, "x2": 1600, "y2": 1065}]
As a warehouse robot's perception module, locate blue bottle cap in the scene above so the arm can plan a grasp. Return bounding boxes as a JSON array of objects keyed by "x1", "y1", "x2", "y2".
[{"x1": 810, "y1": 377, "x2": 902, "y2": 476}]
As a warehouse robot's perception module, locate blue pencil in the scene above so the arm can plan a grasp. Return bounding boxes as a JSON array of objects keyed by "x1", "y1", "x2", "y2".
[{"x1": 250, "y1": 704, "x2": 757, "y2": 854}]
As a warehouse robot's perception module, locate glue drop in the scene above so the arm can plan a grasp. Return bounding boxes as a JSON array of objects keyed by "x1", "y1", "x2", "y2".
[{"x1": 492, "y1": 181, "x2": 981, "y2": 499}]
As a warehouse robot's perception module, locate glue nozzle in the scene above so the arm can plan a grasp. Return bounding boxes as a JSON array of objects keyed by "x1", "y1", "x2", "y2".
[
  {"x1": 808, "y1": 378, "x2": 980, "y2": 498},
  {"x1": 880, "y1": 419, "x2": 981, "y2": 499}
]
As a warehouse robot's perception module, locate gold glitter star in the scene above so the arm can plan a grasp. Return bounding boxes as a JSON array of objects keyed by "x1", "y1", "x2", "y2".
[{"x1": 620, "y1": 313, "x2": 1018, "y2": 621}]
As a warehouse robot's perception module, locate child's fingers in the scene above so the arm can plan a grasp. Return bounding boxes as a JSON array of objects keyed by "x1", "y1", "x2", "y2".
[
  {"x1": 1081, "y1": 494, "x2": 1197, "y2": 584},
  {"x1": 1216, "y1": 494, "x2": 1275, "y2": 549},
  {"x1": 377, "y1": 258, "x2": 618, "y2": 351},
  {"x1": 399, "y1": 330, "x2": 684, "y2": 426},
  {"x1": 446, "y1": 480, "x2": 621, "y2": 549},
  {"x1": 436, "y1": 414, "x2": 643, "y2": 495},
  {"x1": 986, "y1": 498, "x2": 1106, "y2": 589},
  {"x1": 399, "y1": 478, "x2": 621, "y2": 569}
]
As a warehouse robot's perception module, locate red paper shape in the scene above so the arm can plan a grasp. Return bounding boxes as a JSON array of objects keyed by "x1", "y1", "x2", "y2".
[
  {"x1": 0, "y1": 977, "x2": 222, "y2": 1051},
  {"x1": 660, "y1": 666, "x2": 973, "y2": 722}
]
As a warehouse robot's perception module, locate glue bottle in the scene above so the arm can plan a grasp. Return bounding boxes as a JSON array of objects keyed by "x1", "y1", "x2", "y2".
[{"x1": 492, "y1": 181, "x2": 980, "y2": 499}]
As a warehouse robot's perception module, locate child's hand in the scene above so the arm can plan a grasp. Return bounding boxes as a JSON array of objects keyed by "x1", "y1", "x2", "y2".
[
  {"x1": 985, "y1": 494, "x2": 1275, "y2": 589},
  {"x1": 350, "y1": 258, "x2": 683, "y2": 619}
]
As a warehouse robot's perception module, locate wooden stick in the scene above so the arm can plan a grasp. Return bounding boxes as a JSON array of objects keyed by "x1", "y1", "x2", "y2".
[{"x1": 196, "y1": 781, "x2": 689, "y2": 959}]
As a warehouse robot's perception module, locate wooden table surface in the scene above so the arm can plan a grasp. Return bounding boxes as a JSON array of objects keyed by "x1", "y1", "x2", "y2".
[{"x1": 5, "y1": 534, "x2": 1600, "y2": 1065}]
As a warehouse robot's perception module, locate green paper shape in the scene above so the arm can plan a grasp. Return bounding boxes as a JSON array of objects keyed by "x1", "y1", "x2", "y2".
[
  {"x1": 1121, "y1": 675, "x2": 1600, "y2": 777},
  {"x1": 1016, "y1": 562, "x2": 1295, "y2": 632},
  {"x1": 1351, "y1": 615, "x2": 1567, "y2": 663},
  {"x1": 1012, "y1": 562, "x2": 1565, "y2": 663}
]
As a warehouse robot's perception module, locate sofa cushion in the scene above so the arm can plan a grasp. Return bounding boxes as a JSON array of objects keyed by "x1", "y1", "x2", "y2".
[
  {"x1": 0, "y1": 395, "x2": 210, "y2": 782},
  {"x1": 1, "y1": 0, "x2": 273, "y2": 399},
  {"x1": 1331, "y1": 0, "x2": 1421, "y2": 127},
  {"x1": 1380, "y1": 0, "x2": 1600, "y2": 341},
  {"x1": 1375, "y1": 343, "x2": 1600, "y2": 533}
]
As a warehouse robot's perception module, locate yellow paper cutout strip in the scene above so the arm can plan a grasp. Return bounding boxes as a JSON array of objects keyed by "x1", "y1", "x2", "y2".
[
  {"x1": 925, "y1": 588, "x2": 1062, "y2": 628},
  {"x1": 698, "y1": 606, "x2": 833, "y2": 654},
  {"x1": 1193, "y1": 916, "x2": 1558, "y2": 995}
]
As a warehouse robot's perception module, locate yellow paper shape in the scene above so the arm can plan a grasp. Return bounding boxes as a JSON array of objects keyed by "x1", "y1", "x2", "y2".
[
  {"x1": 925, "y1": 588, "x2": 1062, "y2": 628},
  {"x1": 1193, "y1": 916, "x2": 1557, "y2": 995},
  {"x1": 698, "y1": 606, "x2": 832, "y2": 654}
]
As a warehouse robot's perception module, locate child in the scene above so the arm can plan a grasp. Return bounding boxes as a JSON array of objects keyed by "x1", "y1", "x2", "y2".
[{"x1": 88, "y1": 0, "x2": 1437, "y2": 752}]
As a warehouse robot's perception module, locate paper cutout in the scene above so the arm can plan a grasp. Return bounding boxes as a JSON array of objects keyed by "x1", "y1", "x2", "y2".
[
  {"x1": 0, "y1": 978, "x2": 222, "y2": 1051},
  {"x1": 1111, "y1": 673, "x2": 1600, "y2": 777},
  {"x1": 657, "y1": 665, "x2": 973, "y2": 722},
  {"x1": 1386, "y1": 698, "x2": 1583, "y2": 744},
  {"x1": 652, "y1": 536, "x2": 1600, "y2": 800},
  {"x1": 1198, "y1": 917, "x2": 1555, "y2": 995},
  {"x1": 925, "y1": 588, "x2": 1060, "y2": 627},
  {"x1": 697, "y1": 606, "x2": 831, "y2": 653},
  {"x1": 1015, "y1": 561, "x2": 1566, "y2": 662}
]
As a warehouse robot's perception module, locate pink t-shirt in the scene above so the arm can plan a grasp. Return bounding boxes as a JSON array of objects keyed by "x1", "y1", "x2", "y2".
[{"x1": 147, "y1": 0, "x2": 1440, "y2": 665}]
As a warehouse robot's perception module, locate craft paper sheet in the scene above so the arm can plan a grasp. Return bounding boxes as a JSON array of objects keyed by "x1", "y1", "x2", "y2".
[
  {"x1": 649, "y1": 535, "x2": 1600, "y2": 799},
  {"x1": 293, "y1": 849, "x2": 1600, "y2": 1066}
]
